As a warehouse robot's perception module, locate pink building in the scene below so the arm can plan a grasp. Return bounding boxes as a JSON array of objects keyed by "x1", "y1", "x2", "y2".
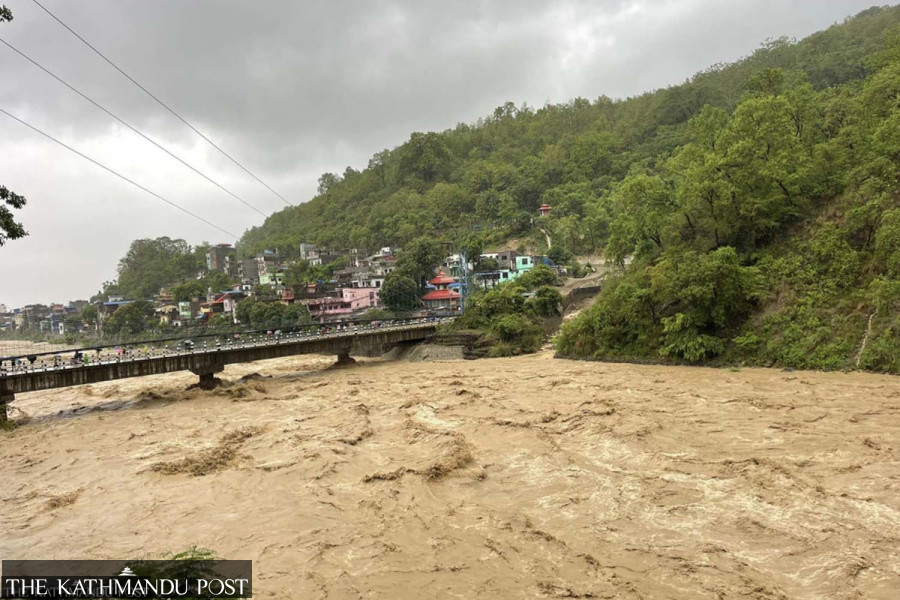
[
  {"x1": 341, "y1": 287, "x2": 380, "y2": 310},
  {"x1": 304, "y1": 287, "x2": 380, "y2": 320},
  {"x1": 305, "y1": 297, "x2": 353, "y2": 319}
]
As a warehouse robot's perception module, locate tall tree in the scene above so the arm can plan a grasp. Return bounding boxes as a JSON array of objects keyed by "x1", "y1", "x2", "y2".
[
  {"x1": 396, "y1": 236, "x2": 445, "y2": 291},
  {"x1": 103, "y1": 301, "x2": 155, "y2": 336},
  {"x1": 0, "y1": 7, "x2": 27, "y2": 247},
  {"x1": 0, "y1": 186, "x2": 26, "y2": 246},
  {"x1": 380, "y1": 272, "x2": 420, "y2": 312},
  {"x1": 114, "y1": 237, "x2": 205, "y2": 299}
]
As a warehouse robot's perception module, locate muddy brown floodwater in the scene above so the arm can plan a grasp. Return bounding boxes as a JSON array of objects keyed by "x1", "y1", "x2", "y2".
[{"x1": 1, "y1": 352, "x2": 898, "y2": 599}]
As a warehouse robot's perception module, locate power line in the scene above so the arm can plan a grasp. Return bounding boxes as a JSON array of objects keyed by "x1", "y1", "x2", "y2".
[
  {"x1": 0, "y1": 38, "x2": 270, "y2": 219},
  {"x1": 30, "y1": 0, "x2": 295, "y2": 208},
  {"x1": 0, "y1": 107, "x2": 239, "y2": 240}
]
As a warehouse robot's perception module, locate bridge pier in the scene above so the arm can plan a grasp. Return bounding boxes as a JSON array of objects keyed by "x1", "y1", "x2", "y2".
[
  {"x1": 0, "y1": 391, "x2": 11, "y2": 424},
  {"x1": 335, "y1": 352, "x2": 356, "y2": 367},
  {"x1": 190, "y1": 365, "x2": 224, "y2": 390}
]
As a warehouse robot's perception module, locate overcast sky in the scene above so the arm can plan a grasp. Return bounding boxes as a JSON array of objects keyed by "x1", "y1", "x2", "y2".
[{"x1": 0, "y1": 0, "x2": 885, "y2": 307}]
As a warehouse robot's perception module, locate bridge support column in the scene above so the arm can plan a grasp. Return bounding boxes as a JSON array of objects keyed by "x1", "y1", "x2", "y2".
[
  {"x1": 335, "y1": 352, "x2": 356, "y2": 367},
  {"x1": 190, "y1": 365, "x2": 224, "y2": 390},
  {"x1": 0, "y1": 391, "x2": 12, "y2": 424}
]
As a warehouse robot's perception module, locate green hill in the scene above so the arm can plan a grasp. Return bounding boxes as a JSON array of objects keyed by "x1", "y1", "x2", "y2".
[
  {"x1": 239, "y1": 6, "x2": 899, "y2": 372},
  {"x1": 241, "y1": 6, "x2": 899, "y2": 254}
]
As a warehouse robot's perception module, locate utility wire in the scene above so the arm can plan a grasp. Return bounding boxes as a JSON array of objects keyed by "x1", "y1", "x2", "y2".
[
  {"x1": 1, "y1": 37, "x2": 269, "y2": 219},
  {"x1": 0, "y1": 107, "x2": 239, "y2": 240},
  {"x1": 30, "y1": 0, "x2": 294, "y2": 208}
]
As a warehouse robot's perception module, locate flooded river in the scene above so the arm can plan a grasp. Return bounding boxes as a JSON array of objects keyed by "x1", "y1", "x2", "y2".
[{"x1": 1, "y1": 352, "x2": 898, "y2": 598}]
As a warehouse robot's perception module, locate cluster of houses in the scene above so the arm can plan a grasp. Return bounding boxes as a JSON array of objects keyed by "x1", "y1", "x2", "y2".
[
  {"x1": 1, "y1": 237, "x2": 561, "y2": 335},
  {"x1": 180, "y1": 242, "x2": 556, "y2": 322},
  {"x1": 0, "y1": 301, "x2": 88, "y2": 336},
  {"x1": 189, "y1": 244, "x2": 400, "y2": 321}
]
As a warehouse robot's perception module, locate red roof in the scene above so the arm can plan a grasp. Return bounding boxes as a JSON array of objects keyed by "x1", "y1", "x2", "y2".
[
  {"x1": 422, "y1": 289, "x2": 460, "y2": 301},
  {"x1": 539, "y1": 204, "x2": 552, "y2": 211},
  {"x1": 211, "y1": 291, "x2": 242, "y2": 304},
  {"x1": 429, "y1": 269, "x2": 457, "y2": 285}
]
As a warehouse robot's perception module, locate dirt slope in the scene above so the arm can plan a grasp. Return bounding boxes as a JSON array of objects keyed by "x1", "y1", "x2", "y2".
[{"x1": 1, "y1": 353, "x2": 898, "y2": 599}]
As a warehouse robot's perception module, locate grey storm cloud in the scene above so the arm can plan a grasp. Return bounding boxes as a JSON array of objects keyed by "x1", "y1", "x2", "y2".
[{"x1": 0, "y1": 0, "x2": 885, "y2": 307}]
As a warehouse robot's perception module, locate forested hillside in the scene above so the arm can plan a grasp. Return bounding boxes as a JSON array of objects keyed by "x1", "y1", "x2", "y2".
[
  {"x1": 555, "y1": 8, "x2": 900, "y2": 373},
  {"x1": 239, "y1": 5, "x2": 900, "y2": 372},
  {"x1": 241, "y1": 6, "x2": 899, "y2": 257}
]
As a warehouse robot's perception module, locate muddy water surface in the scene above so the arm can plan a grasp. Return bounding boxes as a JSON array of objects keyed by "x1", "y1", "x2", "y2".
[{"x1": 1, "y1": 352, "x2": 898, "y2": 599}]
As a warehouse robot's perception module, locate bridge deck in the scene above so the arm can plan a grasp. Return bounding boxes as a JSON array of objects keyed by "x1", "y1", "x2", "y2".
[{"x1": 0, "y1": 323, "x2": 437, "y2": 420}]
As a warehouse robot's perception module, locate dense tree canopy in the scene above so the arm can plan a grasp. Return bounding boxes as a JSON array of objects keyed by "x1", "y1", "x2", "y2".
[
  {"x1": 558, "y1": 13, "x2": 900, "y2": 372},
  {"x1": 107, "y1": 237, "x2": 209, "y2": 300},
  {"x1": 0, "y1": 7, "x2": 27, "y2": 248},
  {"x1": 103, "y1": 301, "x2": 155, "y2": 336},
  {"x1": 0, "y1": 186, "x2": 26, "y2": 247},
  {"x1": 234, "y1": 298, "x2": 311, "y2": 329},
  {"x1": 396, "y1": 236, "x2": 445, "y2": 291},
  {"x1": 456, "y1": 264, "x2": 563, "y2": 356},
  {"x1": 240, "y1": 7, "x2": 900, "y2": 261},
  {"x1": 379, "y1": 272, "x2": 420, "y2": 313}
]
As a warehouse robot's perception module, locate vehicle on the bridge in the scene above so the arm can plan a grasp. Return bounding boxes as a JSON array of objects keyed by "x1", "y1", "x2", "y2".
[{"x1": 173, "y1": 339, "x2": 195, "y2": 351}]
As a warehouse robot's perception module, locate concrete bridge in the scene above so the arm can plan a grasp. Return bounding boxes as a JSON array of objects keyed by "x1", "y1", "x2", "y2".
[{"x1": 0, "y1": 322, "x2": 438, "y2": 422}]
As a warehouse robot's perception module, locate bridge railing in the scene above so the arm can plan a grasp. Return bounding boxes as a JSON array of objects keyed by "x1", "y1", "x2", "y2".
[{"x1": 0, "y1": 317, "x2": 451, "y2": 377}]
